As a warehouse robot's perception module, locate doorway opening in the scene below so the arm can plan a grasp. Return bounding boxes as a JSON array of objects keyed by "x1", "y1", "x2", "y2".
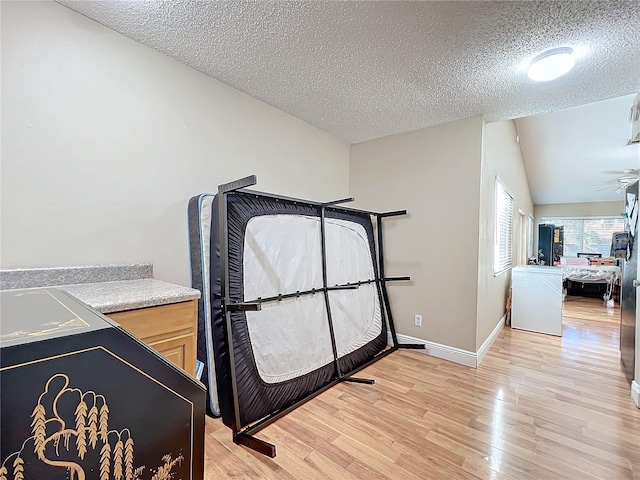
[{"x1": 517, "y1": 210, "x2": 527, "y2": 266}]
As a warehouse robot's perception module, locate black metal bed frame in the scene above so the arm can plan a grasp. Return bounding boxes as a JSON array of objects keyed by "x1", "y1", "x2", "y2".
[{"x1": 217, "y1": 175, "x2": 424, "y2": 457}]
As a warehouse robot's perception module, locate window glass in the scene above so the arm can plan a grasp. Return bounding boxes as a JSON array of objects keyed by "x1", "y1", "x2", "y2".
[{"x1": 540, "y1": 217, "x2": 625, "y2": 257}]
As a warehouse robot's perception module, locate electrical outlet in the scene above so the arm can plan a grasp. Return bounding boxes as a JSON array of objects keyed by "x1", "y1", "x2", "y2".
[{"x1": 414, "y1": 314, "x2": 422, "y2": 327}]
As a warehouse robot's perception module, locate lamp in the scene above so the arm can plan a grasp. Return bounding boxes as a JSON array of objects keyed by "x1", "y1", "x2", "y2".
[{"x1": 528, "y1": 47, "x2": 575, "y2": 82}]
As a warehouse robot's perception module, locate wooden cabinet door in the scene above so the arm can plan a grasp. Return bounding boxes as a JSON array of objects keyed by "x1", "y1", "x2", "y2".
[{"x1": 107, "y1": 300, "x2": 197, "y2": 376}]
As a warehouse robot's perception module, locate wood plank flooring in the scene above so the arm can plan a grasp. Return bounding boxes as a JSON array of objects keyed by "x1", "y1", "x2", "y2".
[
  {"x1": 563, "y1": 295, "x2": 621, "y2": 325},
  {"x1": 204, "y1": 298, "x2": 640, "y2": 479}
]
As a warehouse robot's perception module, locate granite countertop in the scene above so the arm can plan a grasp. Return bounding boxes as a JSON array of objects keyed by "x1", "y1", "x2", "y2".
[
  {"x1": 62, "y1": 278, "x2": 201, "y2": 314},
  {"x1": 0, "y1": 264, "x2": 201, "y2": 314}
]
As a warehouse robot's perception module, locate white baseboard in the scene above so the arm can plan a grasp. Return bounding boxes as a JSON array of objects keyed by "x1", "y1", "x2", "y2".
[
  {"x1": 394, "y1": 333, "x2": 477, "y2": 368},
  {"x1": 389, "y1": 315, "x2": 505, "y2": 369},
  {"x1": 632, "y1": 381, "x2": 640, "y2": 408},
  {"x1": 476, "y1": 315, "x2": 505, "y2": 367}
]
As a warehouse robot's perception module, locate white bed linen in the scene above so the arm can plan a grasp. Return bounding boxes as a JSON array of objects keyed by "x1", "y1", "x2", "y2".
[
  {"x1": 561, "y1": 265, "x2": 620, "y2": 284},
  {"x1": 243, "y1": 215, "x2": 382, "y2": 384}
]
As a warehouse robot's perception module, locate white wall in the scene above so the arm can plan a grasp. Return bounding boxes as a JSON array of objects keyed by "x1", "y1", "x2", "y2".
[
  {"x1": 476, "y1": 120, "x2": 533, "y2": 350},
  {"x1": 350, "y1": 116, "x2": 484, "y2": 352},
  {"x1": 0, "y1": 1, "x2": 350, "y2": 286}
]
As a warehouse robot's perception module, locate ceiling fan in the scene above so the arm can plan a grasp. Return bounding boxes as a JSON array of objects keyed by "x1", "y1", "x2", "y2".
[{"x1": 595, "y1": 169, "x2": 639, "y2": 193}]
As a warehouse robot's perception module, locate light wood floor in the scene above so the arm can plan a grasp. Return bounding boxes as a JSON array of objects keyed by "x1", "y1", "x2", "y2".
[
  {"x1": 204, "y1": 298, "x2": 640, "y2": 479},
  {"x1": 563, "y1": 295, "x2": 622, "y2": 325}
]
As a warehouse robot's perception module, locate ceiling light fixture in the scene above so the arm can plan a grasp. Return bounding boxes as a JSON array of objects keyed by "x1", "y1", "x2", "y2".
[{"x1": 527, "y1": 47, "x2": 575, "y2": 82}]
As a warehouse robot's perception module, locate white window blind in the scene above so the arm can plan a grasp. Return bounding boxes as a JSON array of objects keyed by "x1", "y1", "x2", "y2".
[
  {"x1": 540, "y1": 216, "x2": 625, "y2": 257},
  {"x1": 494, "y1": 178, "x2": 514, "y2": 274}
]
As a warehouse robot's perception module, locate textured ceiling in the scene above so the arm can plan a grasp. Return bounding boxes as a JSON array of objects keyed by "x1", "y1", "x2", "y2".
[
  {"x1": 57, "y1": 0, "x2": 640, "y2": 143},
  {"x1": 516, "y1": 94, "x2": 639, "y2": 205}
]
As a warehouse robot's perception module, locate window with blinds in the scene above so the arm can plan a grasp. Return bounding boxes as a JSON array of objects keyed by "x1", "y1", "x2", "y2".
[
  {"x1": 540, "y1": 216, "x2": 625, "y2": 257},
  {"x1": 494, "y1": 178, "x2": 514, "y2": 274}
]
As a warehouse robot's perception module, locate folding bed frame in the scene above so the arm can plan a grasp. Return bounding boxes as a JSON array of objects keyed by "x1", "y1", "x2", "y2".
[{"x1": 189, "y1": 175, "x2": 423, "y2": 457}]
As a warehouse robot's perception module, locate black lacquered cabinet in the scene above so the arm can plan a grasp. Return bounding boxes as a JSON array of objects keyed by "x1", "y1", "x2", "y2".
[{"x1": 0, "y1": 288, "x2": 205, "y2": 480}]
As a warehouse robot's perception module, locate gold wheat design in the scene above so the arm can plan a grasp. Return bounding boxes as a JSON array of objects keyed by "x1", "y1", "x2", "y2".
[
  {"x1": 99, "y1": 442, "x2": 111, "y2": 480},
  {"x1": 75, "y1": 400, "x2": 88, "y2": 460},
  {"x1": 12, "y1": 458, "x2": 24, "y2": 480},
  {"x1": 124, "y1": 438, "x2": 134, "y2": 480},
  {"x1": 3, "y1": 373, "x2": 185, "y2": 480},
  {"x1": 30, "y1": 404, "x2": 46, "y2": 459},
  {"x1": 88, "y1": 405, "x2": 99, "y2": 449},
  {"x1": 150, "y1": 454, "x2": 183, "y2": 480},
  {"x1": 132, "y1": 466, "x2": 145, "y2": 480},
  {"x1": 113, "y1": 439, "x2": 124, "y2": 480},
  {"x1": 99, "y1": 404, "x2": 109, "y2": 443}
]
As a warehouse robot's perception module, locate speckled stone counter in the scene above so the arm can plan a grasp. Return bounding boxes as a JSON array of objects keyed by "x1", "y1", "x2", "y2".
[
  {"x1": 61, "y1": 278, "x2": 200, "y2": 313},
  {"x1": 0, "y1": 264, "x2": 200, "y2": 313},
  {"x1": 1, "y1": 263, "x2": 154, "y2": 290}
]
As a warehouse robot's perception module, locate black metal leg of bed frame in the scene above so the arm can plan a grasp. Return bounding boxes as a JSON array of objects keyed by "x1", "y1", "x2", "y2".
[
  {"x1": 234, "y1": 433, "x2": 276, "y2": 458},
  {"x1": 342, "y1": 377, "x2": 375, "y2": 385},
  {"x1": 398, "y1": 343, "x2": 426, "y2": 349}
]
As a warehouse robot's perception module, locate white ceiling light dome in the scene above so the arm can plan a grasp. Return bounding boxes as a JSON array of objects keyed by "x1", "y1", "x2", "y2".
[{"x1": 528, "y1": 47, "x2": 575, "y2": 82}]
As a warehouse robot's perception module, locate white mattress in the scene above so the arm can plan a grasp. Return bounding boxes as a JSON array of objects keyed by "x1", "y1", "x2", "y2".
[{"x1": 198, "y1": 194, "x2": 219, "y2": 411}]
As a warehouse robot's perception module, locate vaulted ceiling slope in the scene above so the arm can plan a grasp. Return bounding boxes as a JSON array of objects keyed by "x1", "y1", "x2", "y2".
[
  {"x1": 516, "y1": 94, "x2": 639, "y2": 206},
  {"x1": 58, "y1": 1, "x2": 640, "y2": 144}
]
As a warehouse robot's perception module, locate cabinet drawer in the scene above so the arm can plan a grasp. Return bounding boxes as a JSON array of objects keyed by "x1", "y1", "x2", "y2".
[{"x1": 108, "y1": 301, "x2": 196, "y2": 339}]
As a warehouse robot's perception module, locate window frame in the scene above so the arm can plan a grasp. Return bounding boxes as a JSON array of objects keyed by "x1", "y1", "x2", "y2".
[
  {"x1": 527, "y1": 214, "x2": 534, "y2": 259},
  {"x1": 494, "y1": 176, "x2": 514, "y2": 276}
]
